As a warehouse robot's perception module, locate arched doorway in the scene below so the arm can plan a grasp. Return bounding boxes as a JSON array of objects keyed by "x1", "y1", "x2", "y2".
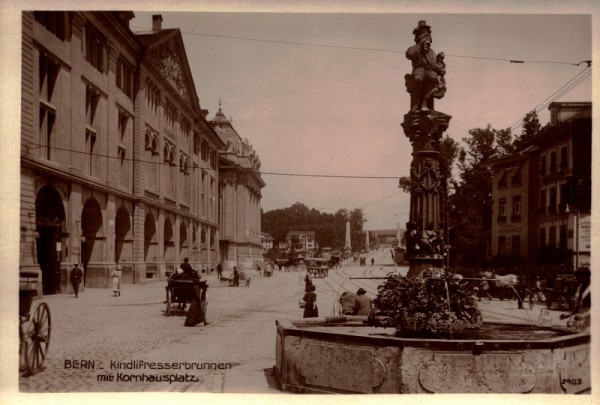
[
  {"x1": 115, "y1": 205, "x2": 131, "y2": 263},
  {"x1": 81, "y1": 197, "x2": 104, "y2": 285},
  {"x1": 35, "y1": 185, "x2": 66, "y2": 294}
]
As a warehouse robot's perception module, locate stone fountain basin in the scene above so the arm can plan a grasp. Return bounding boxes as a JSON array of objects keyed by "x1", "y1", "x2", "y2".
[{"x1": 274, "y1": 316, "x2": 590, "y2": 394}]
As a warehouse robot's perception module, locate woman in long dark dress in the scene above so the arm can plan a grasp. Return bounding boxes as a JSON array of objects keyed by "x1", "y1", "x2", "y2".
[
  {"x1": 185, "y1": 278, "x2": 209, "y2": 327},
  {"x1": 303, "y1": 285, "x2": 318, "y2": 318}
]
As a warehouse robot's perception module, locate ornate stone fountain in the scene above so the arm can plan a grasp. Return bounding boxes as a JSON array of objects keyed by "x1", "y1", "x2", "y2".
[{"x1": 273, "y1": 20, "x2": 590, "y2": 394}]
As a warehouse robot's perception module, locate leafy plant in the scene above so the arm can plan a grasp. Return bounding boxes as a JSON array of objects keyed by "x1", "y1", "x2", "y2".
[{"x1": 371, "y1": 271, "x2": 482, "y2": 335}]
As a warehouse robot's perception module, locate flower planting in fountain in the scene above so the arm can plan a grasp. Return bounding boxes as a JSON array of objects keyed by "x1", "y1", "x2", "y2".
[{"x1": 370, "y1": 271, "x2": 482, "y2": 335}]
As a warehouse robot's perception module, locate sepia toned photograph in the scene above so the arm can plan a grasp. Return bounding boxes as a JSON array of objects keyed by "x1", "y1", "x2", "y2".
[{"x1": 2, "y1": 1, "x2": 598, "y2": 402}]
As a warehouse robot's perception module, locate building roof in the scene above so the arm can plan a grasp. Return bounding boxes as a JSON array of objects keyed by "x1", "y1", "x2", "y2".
[{"x1": 286, "y1": 231, "x2": 316, "y2": 239}]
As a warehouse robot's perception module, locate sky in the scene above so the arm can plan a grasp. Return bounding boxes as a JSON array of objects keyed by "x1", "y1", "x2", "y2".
[
  {"x1": 0, "y1": 1, "x2": 597, "y2": 241},
  {"x1": 128, "y1": 10, "x2": 593, "y2": 231}
]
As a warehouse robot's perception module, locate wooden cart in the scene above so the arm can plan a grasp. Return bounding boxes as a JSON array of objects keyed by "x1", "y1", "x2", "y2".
[
  {"x1": 165, "y1": 277, "x2": 208, "y2": 317},
  {"x1": 19, "y1": 271, "x2": 51, "y2": 375}
]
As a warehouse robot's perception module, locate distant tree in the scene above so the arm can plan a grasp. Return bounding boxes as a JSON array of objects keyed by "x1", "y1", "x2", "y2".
[
  {"x1": 262, "y1": 204, "x2": 365, "y2": 252},
  {"x1": 514, "y1": 110, "x2": 542, "y2": 150}
]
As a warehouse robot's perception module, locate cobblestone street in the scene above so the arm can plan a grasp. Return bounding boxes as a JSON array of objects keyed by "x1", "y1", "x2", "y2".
[
  {"x1": 18, "y1": 268, "x2": 304, "y2": 393},
  {"x1": 17, "y1": 249, "x2": 574, "y2": 394}
]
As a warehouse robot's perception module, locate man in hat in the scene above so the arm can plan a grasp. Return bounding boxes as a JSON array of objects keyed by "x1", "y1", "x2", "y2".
[
  {"x1": 70, "y1": 263, "x2": 83, "y2": 298},
  {"x1": 355, "y1": 288, "x2": 372, "y2": 316},
  {"x1": 339, "y1": 291, "x2": 358, "y2": 315},
  {"x1": 405, "y1": 20, "x2": 446, "y2": 112}
]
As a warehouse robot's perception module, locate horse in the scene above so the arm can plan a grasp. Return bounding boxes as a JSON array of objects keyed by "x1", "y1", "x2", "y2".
[{"x1": 482, "y1": 271, "x2": 518, "y2": 300}]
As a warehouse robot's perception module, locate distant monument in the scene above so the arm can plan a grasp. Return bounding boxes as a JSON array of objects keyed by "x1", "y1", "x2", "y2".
[
  {"x1": 401, "y1": 21, "x2": 451, "y2": 278},
  {"x1": 344, "y1": 221, "x2": 352, "y2": 254}
]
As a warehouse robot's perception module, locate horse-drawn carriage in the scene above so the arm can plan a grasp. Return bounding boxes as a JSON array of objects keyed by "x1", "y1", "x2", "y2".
[
  {"x1": 276, "y1": 257, "x2": 305, "y2": 271},
  {"x1": 19, "y1": 271, "x2": 51, "y2": 375},
  {"x1": 306, "y1": 258, "x2": 329, "y2": 278},
  {"x1": 165, "y1": 273, "x2": 208, "y2": 317},
  {"x1": 544, "y1": 274, "x2": 577, "y2": 310}
]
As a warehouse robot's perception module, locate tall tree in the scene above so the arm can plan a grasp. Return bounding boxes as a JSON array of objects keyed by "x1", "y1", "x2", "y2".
[{"x1": 447, "y1": 125, "x2": 514, "y2": 267}]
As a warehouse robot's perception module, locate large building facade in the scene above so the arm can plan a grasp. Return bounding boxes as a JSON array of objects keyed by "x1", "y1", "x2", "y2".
[
  {"x1": 489, "y1": 102, "x2": 591, "y2": 270},
  {"x1": 19, "y1": 12, "x2": 244, "y2": 294},
  {"x1": 211, "y1": 106, "x2": 265, "y2": 271}
]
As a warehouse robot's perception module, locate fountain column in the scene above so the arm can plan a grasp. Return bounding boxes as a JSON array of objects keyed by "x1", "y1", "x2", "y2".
[{"x1": 401, "y1": 21, "x2": 451, "y2": 278}]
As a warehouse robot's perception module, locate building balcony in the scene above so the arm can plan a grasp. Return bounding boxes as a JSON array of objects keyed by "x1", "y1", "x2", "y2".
[{"x1": 510, "y1": 214, "x2": 521, "y2": 222}]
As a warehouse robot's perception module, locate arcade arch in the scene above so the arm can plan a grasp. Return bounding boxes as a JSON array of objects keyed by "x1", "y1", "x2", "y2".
[{"x1": 35, "y1": 185, "x2": 65, "y2": 294}]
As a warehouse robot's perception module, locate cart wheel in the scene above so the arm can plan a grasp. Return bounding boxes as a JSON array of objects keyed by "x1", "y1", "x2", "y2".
[
  {"x1": 166, "y1": 292, "x2": 172, "y2": 316},
  {"x1": 24, "y1": 302, "x2": 51, "y2": 375}
]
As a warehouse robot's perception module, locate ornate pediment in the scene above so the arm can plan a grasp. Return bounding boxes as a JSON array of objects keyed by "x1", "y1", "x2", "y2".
[{"x1": 148, "y1": 43, "x2": 191, "y2": 104}]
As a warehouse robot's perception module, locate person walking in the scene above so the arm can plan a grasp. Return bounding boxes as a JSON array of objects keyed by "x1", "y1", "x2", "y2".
[
  {"x1": 302, "y1": 285, "x2": 318, "y2": 318},
  {"x1": 304, "y1": 270, "x2": 313, "y2": 292},
  {"x1": 111, "y1": 264, "x2": 122, "y2": 297},
  {"x1": 185, "y1": 276, "x2": 210, "y2": 327},
  {"x1": 355, "y1": 288, "x2": 372, "y2": 316},
  {"x1": 216, "y1": 261, "x2": 223, "y2": 281},
  {"x1": 479, "y1": 275, "x2": 493, "y2": 301},
  {"x1": 233, "y1": 266, "x2": 240, "y2": 287},
  {"x1": 70, "y1": 263, "x2": 83, "y2": 298},
  {"x1": 371, "y1": 257, "x2": 375, "y2": 266}
]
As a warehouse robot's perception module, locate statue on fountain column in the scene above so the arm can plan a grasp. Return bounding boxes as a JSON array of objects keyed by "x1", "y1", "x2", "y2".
[{"x1": 405, "y1": 20, "x2": 447, "y2": 112}]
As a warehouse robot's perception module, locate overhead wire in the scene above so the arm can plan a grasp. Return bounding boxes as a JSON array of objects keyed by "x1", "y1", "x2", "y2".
[
  {"x1": 30, "y1": 27, "x2": 590, "y2": 179},
  {"x1": 26, "y1": 143, "x2": 401, "y2": 179},
  {"x1": 508, "y1": 66, "x2": 591, "y2": 132},
  {"x1": 133, "y1": 24, "x2": 591, "y2": 133},
  {"x1": 131, "y1": 26, "x2": 588, "y2": 67}
]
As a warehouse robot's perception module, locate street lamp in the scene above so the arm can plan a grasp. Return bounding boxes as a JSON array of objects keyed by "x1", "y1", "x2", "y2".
[{"x1": 565, "y1": 204, "x2": 579, "y2": 269}]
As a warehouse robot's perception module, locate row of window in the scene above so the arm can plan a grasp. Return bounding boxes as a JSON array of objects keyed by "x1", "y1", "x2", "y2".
[
  {"x1": 143, "y1": 129, "x2": 216, "y2": 217},
  {"x1": 145, "y1": 77, "x2": 217, "y2": 169},
  {"x1": 498, "y1": 219, "x2": 571, "y2": 257},
  {"x1": 539, "y1": 181, "x2": 571, "y2": 214},
  {"x1": 37, "y1": 12, "x2": 220, "y2": 172},
  {"x1": 497, "y1": 235, "x2": 521, "y2": 256},
  {"x1": 36, "y1": 12, "x2": 134, "y2": 101},
  {"x1": 39, "y1": 46, "x2": 132, "y2": 187},
  {"x1": 497, "y1": 195, "x2": 521, "y2": 222},
  {"x1": 35, "y1": 12, "x2": 219, "y2": 216},
  {"x1": 539, "y1": 225, "x2": 568, "y2": 251},
  {"x1": 498, "y1": 183, "x2": 570, "y2": 222},
  {"x1": 497, "y1": 167, "x2": 521, "y2": 189},
  {"x1": 540, "y1": 145, "x2": 569, "y2": 177}
]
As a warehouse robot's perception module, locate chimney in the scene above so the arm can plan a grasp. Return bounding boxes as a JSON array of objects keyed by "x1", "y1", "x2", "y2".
[{"x1": 152, "y1": 15, "x2": 163, "y2": 32}]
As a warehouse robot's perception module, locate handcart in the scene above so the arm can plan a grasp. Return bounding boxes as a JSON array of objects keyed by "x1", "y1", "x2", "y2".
[
  {"x1": 19, "y1": 271, "x2": 51, "y2": 375},
  {"x1": 544, "y1": 274, "x2": 577, "y2": 310},
  {"x1": 165, "y1": 277, "x2": 208, "y2": 317}
]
